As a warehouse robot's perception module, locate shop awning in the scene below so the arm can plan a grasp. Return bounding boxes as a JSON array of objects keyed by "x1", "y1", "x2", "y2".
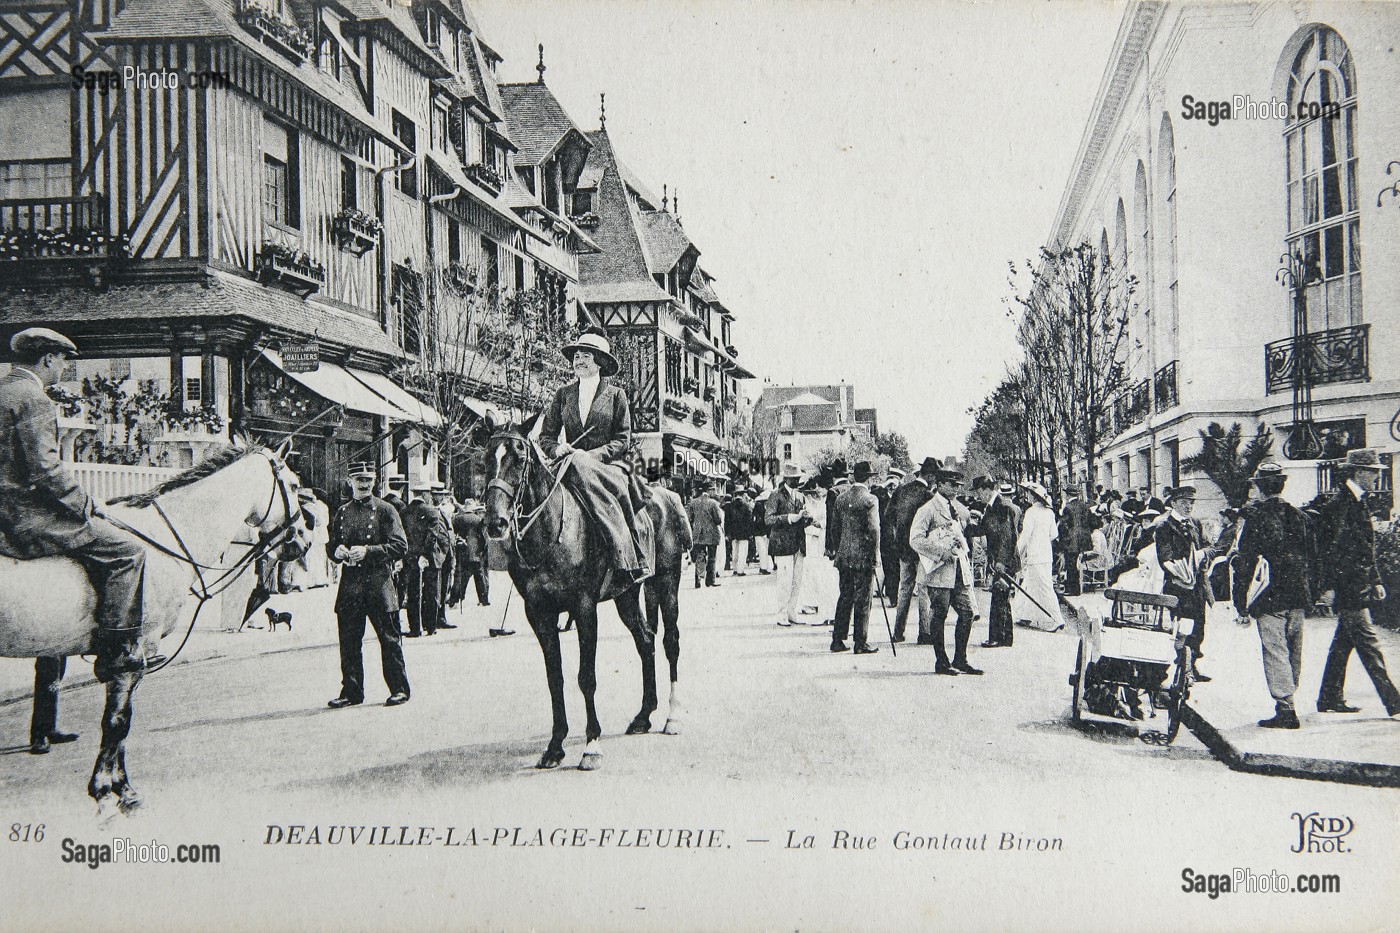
[
  {"x1": 261, "y1": 349, "x2": 414, "y2": 422},
  {"x1": 455, "y1": 392, "x2": 505, "y2": 421},
  {"x1": 345, "y1": 368, "x2": 444, "y2": 429}
]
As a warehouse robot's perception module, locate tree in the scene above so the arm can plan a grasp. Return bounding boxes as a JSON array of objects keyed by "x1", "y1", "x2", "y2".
[
  {"x1": 1008, "y1": 241, "x2": 1135, "y2": 489},
  {"x1": 873, "y1": 430, "x2": 913, "y2": 471},
  {"x1": 1180, "y1": 422, "x2": 1275, "y2": 508},
  {"x1": 806, "y1": 440, "x2": 890, "y2": 480},
  {"x1": 393, "y1": 259, "x2": 579, "y2": 493}
]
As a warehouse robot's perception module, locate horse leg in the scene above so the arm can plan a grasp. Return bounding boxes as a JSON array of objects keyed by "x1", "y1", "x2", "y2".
[
  {"x1": 88, "y1": 671, "x2": 141, "y2": 822},
  {"x1": 618, "y1": 586, "x2": 658, "y2": 736},
  {"x1": 525, "y1": 603, "x2": 568, "y2": 769},
  {"x1": 658, "y1": 571, "x2": 682, "y2": 735},
  {"x1": 574, "y1": 599, "x2": 604, "y2": 770}
]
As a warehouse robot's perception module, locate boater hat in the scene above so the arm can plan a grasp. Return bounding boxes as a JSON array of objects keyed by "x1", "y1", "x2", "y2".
[
  {"x1": 561, "y1": 330, "x2": 619, "y2": 377},
  {"x1": 1252, "y1": 461, "x2": 1286, "y2": 483}
]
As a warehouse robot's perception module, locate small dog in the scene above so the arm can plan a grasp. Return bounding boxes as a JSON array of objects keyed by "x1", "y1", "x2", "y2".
[{"x1": 264, "y1": 608, "x2": 293, "y2": 632}]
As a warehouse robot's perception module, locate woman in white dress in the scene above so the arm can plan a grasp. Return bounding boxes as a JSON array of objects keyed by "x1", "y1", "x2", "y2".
[{"x1": 1014, "y1": 481, "x2": 1063, "y2": 631}]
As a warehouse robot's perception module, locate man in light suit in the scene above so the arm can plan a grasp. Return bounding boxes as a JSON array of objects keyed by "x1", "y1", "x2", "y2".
[
  {"x1": 767, "y1": 463, "x2": 814, "y2": 626},
  {"x1": 830, "y1": 461, "x2": 881, "y2": 654},
  {"x1": 910, "y1": 469, "x2": 981, "y2": 675}
]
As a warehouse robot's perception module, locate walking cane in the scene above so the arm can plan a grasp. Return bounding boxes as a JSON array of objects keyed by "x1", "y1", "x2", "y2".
[
  {"x1": 875, "y1": 568, "x2": 897, "y2": 657},
  {"x1": 990, "y1": 565, "x2": 1060, "y2": 625}
]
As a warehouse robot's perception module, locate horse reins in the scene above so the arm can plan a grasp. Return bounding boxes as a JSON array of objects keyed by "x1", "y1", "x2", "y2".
[
  {"x1": 96, "y1": 451, "x2": 304, "y2": 674},
  {"x1": 486, "y1": 434, "x2": 574, "y2": 569}
]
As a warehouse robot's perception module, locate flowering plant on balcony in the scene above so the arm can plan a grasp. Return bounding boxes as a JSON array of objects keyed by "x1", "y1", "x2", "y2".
[
  {"x1": 569, "y1": 211, "x2": 600, "y2": 230},
  {"x1": 162, "y1": 404, "x2": 225, "y2": 434},
  {"x1": 682, "y1": 376, "x2": 700, "y2": 396},
  {"x1": 464, "y1": 162, "x2": 504, "y2": 193},
  {"x1": 237, "y1": 0, "x2": 314, "y2": 61},
  {"x1": 725, "y1": 344, "x2": 737, "y2": 357},
  {"x1": 257, "y1": 242, "x2": 325, "y2": 295},
  {"x1": 702, "y1": 385, "x2": 715, "y2": 402},
  {"x1": 663, "y1": 397, "x2": 691, "y2": 419},
  {"x1": 0, "y1": 227, "x2": 129, "y2": 260},
  {"x1": 330, "y1": 208, "x2": 381, "y2": 255},
  {"x1": 676, "y1": 311, "x2": 703, "y2": 329},
  {"x1": 691, "y1": 409, "x2": 708, "y2": 427}
]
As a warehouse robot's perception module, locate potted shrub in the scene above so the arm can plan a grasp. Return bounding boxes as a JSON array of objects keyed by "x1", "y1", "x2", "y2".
[{"x1": 330, "y1": 208, "x2": 382, "y2": 256}]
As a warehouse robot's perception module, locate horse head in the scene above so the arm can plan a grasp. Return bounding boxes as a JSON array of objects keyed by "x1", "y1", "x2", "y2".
[
  {"x1": 482, "y1": 412, "x2": 531, "y2": 541},
  {"x1": 253, "y1": 438, "x2": 313, "y2": 560}
]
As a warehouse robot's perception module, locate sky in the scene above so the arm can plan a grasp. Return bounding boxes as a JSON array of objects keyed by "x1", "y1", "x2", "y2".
[{"x1": 473, "y1": 0, "x2": 1125, "y2": 460}]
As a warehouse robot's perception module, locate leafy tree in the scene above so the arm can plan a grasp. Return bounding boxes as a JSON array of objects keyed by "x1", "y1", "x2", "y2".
[
  {"x1": 873, "y1": 430, "x2": 913, "y2": 471},
  {"x1": 1179, "y1": 422, "x2": 1275, "y2": 508}
]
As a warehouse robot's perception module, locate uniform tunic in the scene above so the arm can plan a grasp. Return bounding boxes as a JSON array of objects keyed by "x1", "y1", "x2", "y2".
[{"x1": 328, "y1": 495, "x2": 409, "y2": 700}]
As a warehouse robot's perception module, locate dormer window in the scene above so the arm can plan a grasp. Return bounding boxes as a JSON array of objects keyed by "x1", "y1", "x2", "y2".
[
  {"x1": 424, "y1": 6, "x2": 440, "y2": 47},
  {"x1": 571, "y1": 191, "x2": 593, "y2": 215},
  {"x1": 431, "y1": 99, "x2": 449, "y2": 153}
]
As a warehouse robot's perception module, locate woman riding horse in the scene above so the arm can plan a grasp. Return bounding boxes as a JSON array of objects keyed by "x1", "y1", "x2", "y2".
[{"x1": 537, "y1": 330, "x2": 651, "y2": 588}]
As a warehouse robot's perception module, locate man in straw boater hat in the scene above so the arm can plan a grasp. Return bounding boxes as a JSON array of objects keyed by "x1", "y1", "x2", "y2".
[
  {"x1": 1315, "y1": 448, "x2": 1400, "y2": 719},
  {"x1": 1230, "y1": 462, "x2": 1314, "y2": 729},
  {"x1": 767, "y1": 461, "x2": 816, "y2": 626},
  {"x1": 327, "y1": 461, "x2": 410, "y2": 708},
  {"x1": 1155, "y1": 483, "x2": 1224, "y2": 681},
  {"x1": 538, "y1": 328, "x2": 651, "y2": 588},
  {"x1": 0, "y1": 328, "x2": 165, "y2": 683}
]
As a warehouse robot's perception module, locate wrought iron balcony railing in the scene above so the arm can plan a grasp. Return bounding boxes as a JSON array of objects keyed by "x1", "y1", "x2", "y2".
[
  {"x1": 1153, "y1": 360, "x2": 1178, "y2": 413},
  {"x1": 1264, "y1": 324, "x2": 1369, "y2": 395},
  {"x1": 1127, "y1": 379, "x2": 1151, "y2": 426}
]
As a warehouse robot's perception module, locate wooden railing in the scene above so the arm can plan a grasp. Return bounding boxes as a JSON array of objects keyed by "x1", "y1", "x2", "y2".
[{"x1": 0, "y1": 194, "x2": 106, "y2": 233}]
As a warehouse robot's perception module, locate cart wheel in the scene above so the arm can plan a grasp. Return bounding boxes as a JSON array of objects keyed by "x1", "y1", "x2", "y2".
[
  {"x1": 1165, "y1": 645, "x2": 1193, "y2": 743},
  {"x1": 1070, "y1": 643, "x2": 1084, "y2": 722}
]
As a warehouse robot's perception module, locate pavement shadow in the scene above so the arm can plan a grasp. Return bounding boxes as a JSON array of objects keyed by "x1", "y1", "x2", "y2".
[
  {"x1": 280, "y1": 736, "x2": 561, "y2": 794},
  {"x1": 148, "y1": 704, "x2": 332, "y2": 734}
]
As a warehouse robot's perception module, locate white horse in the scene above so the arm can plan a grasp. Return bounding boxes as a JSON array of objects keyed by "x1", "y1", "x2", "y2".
[{"x1": 0, "y1": 439, "x2": 311, "y2": 818}]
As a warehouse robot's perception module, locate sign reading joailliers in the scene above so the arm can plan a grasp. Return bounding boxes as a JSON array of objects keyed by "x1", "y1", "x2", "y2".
[{"x1": 281, "y1": 339, "x2": 320, "y2": 373}]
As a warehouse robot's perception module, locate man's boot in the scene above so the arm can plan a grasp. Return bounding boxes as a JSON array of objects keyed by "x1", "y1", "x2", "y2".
[{"x1": 93, "y1": 629, "x2": 163, "y2": 683}]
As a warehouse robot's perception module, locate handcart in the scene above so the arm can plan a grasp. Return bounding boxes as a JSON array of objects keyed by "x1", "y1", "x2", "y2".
[{"x1": 1067, "y1": 588, "x2": 1193, "y2": 745}]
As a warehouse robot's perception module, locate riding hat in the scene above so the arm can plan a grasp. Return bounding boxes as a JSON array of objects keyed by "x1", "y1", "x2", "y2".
[
  {"x1": 10, "y1": 327, "x2": 78, "y2": 359},
  {"x1": 348, "y1": 461, "x2": 376, "y2": 478},
  {"x1": 561, "y1": 330, "x2": 619, "y2": 377}
]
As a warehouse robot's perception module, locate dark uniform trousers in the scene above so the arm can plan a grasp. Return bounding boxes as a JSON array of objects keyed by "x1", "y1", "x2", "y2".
[
  {"x1": 329, "y1": 497, "x2": 409, "y2": 702},
  {"x1": 406, "y1": 564, "x2": 441, "y2": 636},
  {"x1": 833, "y1": 564, "x2": 876, "y2": 649}
]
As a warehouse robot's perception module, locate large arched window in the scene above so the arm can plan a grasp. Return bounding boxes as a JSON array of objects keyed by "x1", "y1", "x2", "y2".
[
  {"x1": 1113, "y1": 199, "x2": 1127, "y2": 272},
  {"x1": 1157, "y1": 115, "x2": 1178, "y2": 361},
  {"x1": 1284, "y1": 25, "x2": 1358, "y2": 330}
]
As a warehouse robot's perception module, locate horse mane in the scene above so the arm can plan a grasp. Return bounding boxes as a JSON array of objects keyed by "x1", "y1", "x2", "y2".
[{"x1": 113, "y1": 437, "x2": 269, "y2": 507}]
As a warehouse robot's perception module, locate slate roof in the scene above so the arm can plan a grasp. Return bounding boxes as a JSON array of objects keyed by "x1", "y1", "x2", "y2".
[
  {"x1": 499, "y1": 82, "x2": 588, "y2": 167},
  {"x1": 638, "y1": 210, "x2": 697, "y2": 276},
  {"x1": 577, "y1": 130, "x2": 660, "y2": 293},
  {"x1": 783, "y1": 392, "x2": 835, "y2": 407},
  {"x1": 688, "y1": 270, "x2": 720, "y2": 305},
  {"x1": 579, "y1": 281, "x2": 671, "y2": 303},
  {"x1": 0, "y1": 272, "x2": 404, "y2": 361}
]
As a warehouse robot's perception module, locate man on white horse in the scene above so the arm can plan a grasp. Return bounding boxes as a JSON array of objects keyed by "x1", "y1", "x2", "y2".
[{"x1": 0, "y1": 328, "x2": 162, "y2": 682}]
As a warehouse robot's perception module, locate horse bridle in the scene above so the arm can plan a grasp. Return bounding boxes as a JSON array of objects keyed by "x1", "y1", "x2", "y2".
[{"x1": 486, "y1": 433, "x2": 572, "y2": 566}]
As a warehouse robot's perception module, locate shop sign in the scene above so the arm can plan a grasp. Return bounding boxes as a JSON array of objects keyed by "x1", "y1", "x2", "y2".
[{"x1": 281, "y1": 339, "x2": 320, "y2": 373}]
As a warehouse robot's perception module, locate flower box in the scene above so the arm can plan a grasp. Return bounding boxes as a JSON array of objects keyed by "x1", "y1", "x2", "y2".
[
  {"x1": 330, "y1": 208, "x2": 381, "y2": 256},
  {"x1": 570, "y1": 211, "x2": 600, "y2": 230},
  {"x1": 676, "y1": 311, "x2": 703, "y2": 329},
  {"x1": 256, "y1": 243, "x2": 325, "y2": 297},
  {"x1": 237, "y1": 0, "x2": 314, "y2": 62},
  {"x1": 682, "y1": 376, "x2": 700, "y2": 396},
  {"x1": 702, "y1": 386, "x2": 715, "y2": 402},
  {"x1": 1, "y1": 227, "x2": 129, "y2": 261},
  {"x1": 725, "y1": 344, "x2": 738, "y2": 357},
  {"x1": 464, "y1": 162, "x2": 504, "y2": 194},
  {"x1": 663, "y1": 398, "x2": 691, "y2": 420},
  {"x1": 691, "y1": 409, "x2": 708, "y2": 427},
  {"x1": 443, "y1": 261, "x2": 477, "y2": 296}
]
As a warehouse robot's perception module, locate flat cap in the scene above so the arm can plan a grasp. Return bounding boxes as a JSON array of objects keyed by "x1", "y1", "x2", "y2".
[{"x1": 11, "y1": 327, "x2": 78, "y2": 359}]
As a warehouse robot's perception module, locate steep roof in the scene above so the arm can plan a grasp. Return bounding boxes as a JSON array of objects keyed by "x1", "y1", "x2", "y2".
[
  {"x1": 577, "y1": 130, "x2": 658, "y2": 292},
  {"x1": 499, "y1": 82, "x2": 588, "y2": 167},
  {"x1": 638, "y1": 210, "x2": 697, "y2": 276},
  {"x1": 783, "y1": 392, "x2": 835, "y2": 407}
]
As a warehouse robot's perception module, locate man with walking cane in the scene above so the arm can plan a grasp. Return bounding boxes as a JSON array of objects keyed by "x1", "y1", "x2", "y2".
[{"x1": 910, "y1": 469, "x2": 982, "y2": 675}]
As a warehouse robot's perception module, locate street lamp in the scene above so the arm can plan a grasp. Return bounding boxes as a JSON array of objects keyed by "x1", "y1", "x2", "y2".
[{"x1": 1275, "y1": 246, "x2": 1322, "y2": 460}]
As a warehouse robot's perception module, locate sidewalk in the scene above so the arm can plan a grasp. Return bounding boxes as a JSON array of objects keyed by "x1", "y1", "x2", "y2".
[{"x1": 1183, "y1": 606, "x2": 1400, "y2": 785}]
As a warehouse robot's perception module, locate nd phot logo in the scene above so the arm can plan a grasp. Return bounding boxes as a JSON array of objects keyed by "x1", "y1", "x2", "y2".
[{"x1": 1291, "y1": 813, "x2": 1353, "y2": 854}]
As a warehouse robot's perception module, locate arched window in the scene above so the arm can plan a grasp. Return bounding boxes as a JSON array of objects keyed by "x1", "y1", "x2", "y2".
[
  {"x1": 1284, "y1": 25, "x2": 1359, "y2": 330},
  {"x1": 1157, "y1": 115, "x2": 1178, "y2": 361},
  {"x1": 1099, "y1": 228, "x2": 1110, "y2": 268},
  {"x1": 1133, "y1": 162, "x2": 1151, "y2": 363},
  {"x1": 1113, "y1": 200, "x2": 1127, "y2": 273}
]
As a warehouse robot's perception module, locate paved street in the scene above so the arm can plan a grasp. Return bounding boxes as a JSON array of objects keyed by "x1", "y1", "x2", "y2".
[{"x1": 1, "y1": 558, "x2": 1396, "y2": 930}]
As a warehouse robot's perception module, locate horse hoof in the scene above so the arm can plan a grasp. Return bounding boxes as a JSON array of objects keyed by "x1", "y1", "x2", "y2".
[
  {"x1": 95, "y1": 795, "x2": 121, "y2": 827},
  {"x1": 536, "y1": 751, "x2": 564, "y2": 770},
  {"x1": 118, "y1": 790, "x2": 144, "y2": 816},
  {"x1": 662, "y1": 719, "x2": 681, "y2": 735},
  {"x1": 578, "y1": 752, "x2": 602, "y2": 771},
  {"x1": 625, "y1": 718, "x2": 651, "y2": 735}
]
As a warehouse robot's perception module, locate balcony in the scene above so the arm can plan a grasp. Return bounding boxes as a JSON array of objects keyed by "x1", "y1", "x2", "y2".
[
  {"x1": 1128, "y1": 379, "x2": 1150, "y2": 425},
  {"x1": 463, "y1": 162, "x2": 504, "y2": 195},
  {"x1": 1153, "y1": 360, "x2": 1178, "y2": 413},
  {"x1": 1264, "y1": 324, "x2": 1370, "y2": 395},
  {"x1": 236, "y1": 0, "x2": 314, "y2": 62},
  {"x1": 0, "y1": 195, "x2": 127, "y2": 260},
  {"x1": 330, "y1": 208, "x2": 381, "y2": 256},
  {"x1": 256, "y1": 243, "x2": 324, "y2": 297}
]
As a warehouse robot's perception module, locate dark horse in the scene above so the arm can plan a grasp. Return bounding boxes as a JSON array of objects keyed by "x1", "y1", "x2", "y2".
[{"x1": 483, "y1": 418, "x2": 689, "y2": 770}]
